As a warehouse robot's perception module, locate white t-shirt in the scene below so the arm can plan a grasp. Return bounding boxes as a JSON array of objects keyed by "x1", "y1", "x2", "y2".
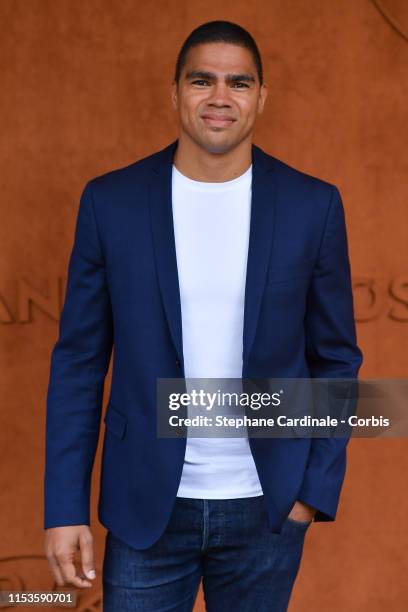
[{"x1": 171, "y1": 162, "x2": 263, "y2": 499}]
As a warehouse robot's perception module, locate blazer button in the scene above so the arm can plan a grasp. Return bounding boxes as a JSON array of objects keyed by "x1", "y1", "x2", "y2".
[{"x1": 175, "y1": 359, "x2": 181, "y2": 368}]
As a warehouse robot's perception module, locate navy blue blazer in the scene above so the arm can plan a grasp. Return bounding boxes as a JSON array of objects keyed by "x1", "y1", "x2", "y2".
[{"x1": 44, "y1": 139, "x2": 363, "y2": 549}]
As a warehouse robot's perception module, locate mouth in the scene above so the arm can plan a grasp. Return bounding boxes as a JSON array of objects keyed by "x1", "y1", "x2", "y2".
[{"x1": 201, "y1": 114, "x2": 236, "y2": 128}]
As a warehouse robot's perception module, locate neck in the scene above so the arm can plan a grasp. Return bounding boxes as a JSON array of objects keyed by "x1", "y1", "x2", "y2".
[{"x1": 173, "y1": 132, "x2": 252, "y2": 182}]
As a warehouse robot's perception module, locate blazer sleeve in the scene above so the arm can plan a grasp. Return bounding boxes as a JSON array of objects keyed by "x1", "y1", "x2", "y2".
[
  {"x1": 44, "y1": 181, "x2": 113, "y2": 529},
  {"x1": 297, "y1": 185, "x2": 363, "y2": 521}
]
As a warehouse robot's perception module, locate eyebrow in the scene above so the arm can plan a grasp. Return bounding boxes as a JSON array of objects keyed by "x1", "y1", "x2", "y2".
[{"x1": 185, "y1": 70, "x2": 256, "y2": 84}]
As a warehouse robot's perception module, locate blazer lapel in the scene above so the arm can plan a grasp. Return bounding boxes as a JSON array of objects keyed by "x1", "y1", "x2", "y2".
[
  {"x1": 148, "y1": 139, "x2": 277, "y2": 372},
  {"x1": 242, "y1": 145, "x2": 277, "y2": 369},
  {"x1": 149, "y1": 140, "x2": 184, "y2": 364}
]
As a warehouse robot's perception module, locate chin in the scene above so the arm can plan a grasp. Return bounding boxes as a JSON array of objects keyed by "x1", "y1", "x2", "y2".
[{"x1": 201, "y1": 136, "x2": 236, "y2": 155}]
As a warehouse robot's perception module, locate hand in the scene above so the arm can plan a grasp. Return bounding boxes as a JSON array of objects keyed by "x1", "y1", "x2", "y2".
[
  {"x1": 288, "y1": 500, "x2": 317, "y2": 523},
  {"x1": 44, "y1": 525, "x2": 96, "y2": 588}
]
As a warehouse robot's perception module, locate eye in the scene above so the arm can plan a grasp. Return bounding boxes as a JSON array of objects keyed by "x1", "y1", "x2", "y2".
[
  {"x1": 232, "y1": 82, "x2": 249, "y2": 88},
  {"x1": 191, "y1": 79, "x2": 210, "y2": 86}
]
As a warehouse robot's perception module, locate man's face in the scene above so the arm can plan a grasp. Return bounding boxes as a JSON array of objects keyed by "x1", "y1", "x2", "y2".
[{"x1": 172, "y1": 42, "x2": 267, "y2": 155}]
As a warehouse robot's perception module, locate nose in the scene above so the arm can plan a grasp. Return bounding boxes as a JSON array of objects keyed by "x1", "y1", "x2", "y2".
[{"x1": 207, "y1": 81, "x2": 232, "y2": 107}]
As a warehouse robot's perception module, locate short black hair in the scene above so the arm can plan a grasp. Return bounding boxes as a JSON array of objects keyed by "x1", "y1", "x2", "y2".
[{"x1": 174, "y1": 20, "x2": 263, "y2": 86}]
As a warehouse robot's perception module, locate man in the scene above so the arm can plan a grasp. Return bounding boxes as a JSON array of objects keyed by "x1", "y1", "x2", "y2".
[{"x1": 44, "y1": 20, "x2": 363, "y2": 611}]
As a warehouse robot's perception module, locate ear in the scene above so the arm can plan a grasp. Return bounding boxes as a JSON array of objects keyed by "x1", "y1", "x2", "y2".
[
  {"x1": 257, "y1": 83, "x2": 268, "y2": 114},
  {"x1": 171, "y1": 82, "x2": 178, "y2": 110}
]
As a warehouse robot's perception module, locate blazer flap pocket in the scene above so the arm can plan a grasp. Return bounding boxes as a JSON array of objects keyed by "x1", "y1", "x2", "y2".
[
  {"x1": 267, "y1": 258, "x2": 315, "y2": 283},
  {"x1": 104, "y1": 403, "x2": 127, "y2": 439}
]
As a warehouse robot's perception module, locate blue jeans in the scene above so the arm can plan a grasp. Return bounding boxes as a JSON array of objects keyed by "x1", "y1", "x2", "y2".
[{"x1": 102, "y1": 495, "x2": 311, "y2": 611}]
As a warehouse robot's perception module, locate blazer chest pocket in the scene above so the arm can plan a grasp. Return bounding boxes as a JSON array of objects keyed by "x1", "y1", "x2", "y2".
[
  {"x1": 103, "y1": 402, "x2": 127, "y2": 439},
  {"x1": 267, "y1": 258, "x2": 315, "y2": 284}
]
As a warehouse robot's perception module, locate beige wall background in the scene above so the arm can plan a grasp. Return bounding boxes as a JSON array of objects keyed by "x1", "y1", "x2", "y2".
[{"x1": 0, "y1": 0, "x2": 407, "y2": 610}]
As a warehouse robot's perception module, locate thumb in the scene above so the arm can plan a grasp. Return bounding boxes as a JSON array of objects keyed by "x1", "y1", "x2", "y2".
[{"x1": 79, "y1": 531, "x2": 96, "y2": 579}]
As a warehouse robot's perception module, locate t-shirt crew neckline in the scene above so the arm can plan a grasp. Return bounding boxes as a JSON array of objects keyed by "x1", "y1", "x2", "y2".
[{"x1": 172, "y1": 163, "x2": 252, "y2": 191}]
